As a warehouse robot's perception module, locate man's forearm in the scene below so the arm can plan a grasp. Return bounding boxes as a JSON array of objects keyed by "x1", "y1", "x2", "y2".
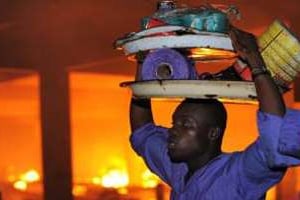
[
  {"x1": 130, "y1": 62, "x2": 154, "y2": 132},
  {"x1": 229, "y1": 27, "x2": 286, "y2": 117},
  {"x1": 130, "y1": 98, "x2": 154, "y2": 132},
  {"x1": 248, "y1": 52, "x2": 286, "y2": 117}
]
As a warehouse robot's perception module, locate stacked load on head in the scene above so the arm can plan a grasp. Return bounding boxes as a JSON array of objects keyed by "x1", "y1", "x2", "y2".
[{"x1": 114, "y1": 0, "x2": 300, "y2": 102}]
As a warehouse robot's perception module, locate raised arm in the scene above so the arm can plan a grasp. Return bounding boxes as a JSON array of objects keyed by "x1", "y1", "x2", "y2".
[
  {"x1": 229, "y1": 27, "x2": 286, "y2": 116},
  {"x1": 227, "y1": 28, "x2": 299, "y2": 197},
  {"x1": 130, "y1": 63, "x2": 154, "y2": 132},
  {"x1": 129, "y1": 66, "x2": 174, "y2": 185},
  {"x1": 130, "y1": 98, "x2": 154, "y2": 132}
]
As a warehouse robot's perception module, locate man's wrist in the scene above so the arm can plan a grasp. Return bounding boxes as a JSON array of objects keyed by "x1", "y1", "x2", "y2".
[
  {"x1": 245, "y1": 51, "x2": 265, "y2": 67},
  {"x1": 245, "y1": 52, "x2": 271, "y2": 79},
  {"x1": 131, "y1": 98, "x2": 151, "y2": 108},
  {"x1": 251, "y1": 67, "x2": 271, "y2": 79}
]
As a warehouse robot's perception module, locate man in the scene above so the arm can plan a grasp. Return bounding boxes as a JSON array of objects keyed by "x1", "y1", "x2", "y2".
[{"x1": 129, "y1": 27, "x2": 300, "y2": 199}]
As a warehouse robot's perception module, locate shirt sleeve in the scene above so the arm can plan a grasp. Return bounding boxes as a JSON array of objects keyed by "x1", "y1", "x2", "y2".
[
  {"x1": 129, "y1": 123, "x2": 174, "y2": 185},
  {"x1": 237, "y1": 109, "x2": 300, "y2": 196},
  {"x1": 257, "y1": 108, "x2": 300, "y2": 167}
]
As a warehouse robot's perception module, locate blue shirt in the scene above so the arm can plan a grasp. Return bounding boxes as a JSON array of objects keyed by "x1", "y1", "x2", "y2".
[{"x1": 130, "y1": 109, "x2": 300, "y2": 200}]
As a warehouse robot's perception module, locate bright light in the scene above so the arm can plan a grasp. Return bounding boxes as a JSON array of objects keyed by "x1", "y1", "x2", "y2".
[
  {"x1": 72, "y1": 185, "x2": 87, "y2": 197},
  {"x1": 13, "y1": 180, "x2": 28, "y2": 191},
  {"x1": 92, "y1": 177, "x2": 102, "y2": 185},
  {"x1": 20, "y1": 169, "x2": 40, "y2": 183},
  {"x1": 189, "y1": 48, "x2": 236, "y2": 61},
  {"x1": 101, "y1": 169, "x2": 129, "y2": 188},
  {"x1": 142, "y1": 169, "x2": 159, "y2": 188},
  {"x1": 117, "y1": 187, "x2": 128, "y2": 195}
]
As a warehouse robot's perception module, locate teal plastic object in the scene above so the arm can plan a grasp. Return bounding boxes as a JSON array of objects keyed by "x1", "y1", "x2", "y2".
[
  {"x1": 141, "y1": 17, "x2": 150, "y2": 29},
  {"x1": 141, "y1": 7, "x2": 230, "y2": 33}
]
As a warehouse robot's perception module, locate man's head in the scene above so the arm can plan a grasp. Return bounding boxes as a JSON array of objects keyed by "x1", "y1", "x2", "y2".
[{"x1": 167, "y1": 98, "x2": 227, "y2": 163}]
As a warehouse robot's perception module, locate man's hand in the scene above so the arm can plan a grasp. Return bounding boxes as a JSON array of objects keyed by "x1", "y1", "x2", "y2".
[
  {"x1": 229, "y1": 26, "x2": 265, "y2": 70},
  {"x1": 229, "y1": 26, "x2": 259, "y2": 59}
]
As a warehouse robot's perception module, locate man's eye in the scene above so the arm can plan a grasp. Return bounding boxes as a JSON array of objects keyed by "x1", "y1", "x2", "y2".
[
  {"x1": 177, "y1": 122, "x2": 182, "y2": 126},
  {"x1": 172, "y1": 120, "x2": 193, "y2": 128},
  {"x1": 172, "y1": 121, "x2": 181, "y2": 127},
  {"x1": 183, "y1": 121, "x2": 192, "y2": 128}
]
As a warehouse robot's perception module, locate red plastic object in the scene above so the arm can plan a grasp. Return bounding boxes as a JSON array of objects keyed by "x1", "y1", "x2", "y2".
[
  {"x1": 146, "y1": 18, "x2": 166, "y2": 29},
  {"x1": 233, "y1": 60, "x2": 252, "y2": 81}
]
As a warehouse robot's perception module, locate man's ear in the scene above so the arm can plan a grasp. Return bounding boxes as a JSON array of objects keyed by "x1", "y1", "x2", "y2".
[{"x1": 208, "y1": 127, "x2": 221, "y2": 141}]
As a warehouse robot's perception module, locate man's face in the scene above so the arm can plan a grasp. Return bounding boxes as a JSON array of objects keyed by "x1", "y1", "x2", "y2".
[{"x1": 167, "y1": 103, "x2": 211, "y2": 163}]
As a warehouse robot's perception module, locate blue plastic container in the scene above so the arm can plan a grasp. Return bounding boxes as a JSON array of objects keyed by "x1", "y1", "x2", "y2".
[{"x1": 141, "y1": 7, "x2": 230, "y2": 33}]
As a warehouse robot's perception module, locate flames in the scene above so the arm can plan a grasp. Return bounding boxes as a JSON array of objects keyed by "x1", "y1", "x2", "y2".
[
  {"x1": 9, "y1": 167, "x2": 160, "y2": 194},
  {"x1": 20, "y1": 170, "x2": 40, "y2": 183},
  {"x1": 72, "y1": 185, "x2": 88, "y2": 197},
  {"x1": 91, "y1": 168, "x2": 129, "y2": 190},
  {"x1": 13, "y1": 180, "x2": 28, "y2": 191},
  {"x1": 8, "y1": 169, "x2": 40, "y2": 191},
  {"x1": 97, "y1": 169, "x2": 129, "y2": 188},
  {"x1": 141, "y1": 169, "x2": 159, "y2": 188}
]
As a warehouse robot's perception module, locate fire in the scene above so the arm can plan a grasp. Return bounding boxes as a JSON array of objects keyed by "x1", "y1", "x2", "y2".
[
  {"x1": 100, "y1": 169, "x2": 129, "y2": 188},
  {"x1": 11, "y1": 169, "x2": 40, "y2": 191},
  {"x1": 141, "y1": 169, "x2": 159, "y2": 188},
  {"x1": 117, "y1": 187, "x2": 128, "y2": 195},
  {"x1": 13, "y1": 180, "x2": 28, "y2": 191},
  {"x1": 20, "y1": 169, "x2": 40, "y2": 183},
  {"x1": 72, "y1": 185, "x2": 87, "y2": 197},
  {"x1": 92, "y1": 177, "x2": 102, "y2": 185}
]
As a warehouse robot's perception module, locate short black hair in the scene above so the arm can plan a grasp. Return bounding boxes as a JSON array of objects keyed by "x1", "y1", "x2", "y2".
[{"x1": 179, "y1": 98, "x2": 227, "y2": 133}]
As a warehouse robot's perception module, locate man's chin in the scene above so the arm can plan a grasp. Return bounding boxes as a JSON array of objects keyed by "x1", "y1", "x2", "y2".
[
  {"x1": 170, "y1": 157, "x2": 183, "y2": 163},
  {"x1": 168, "y1": 151, "x2": 184, "y2": 163}
]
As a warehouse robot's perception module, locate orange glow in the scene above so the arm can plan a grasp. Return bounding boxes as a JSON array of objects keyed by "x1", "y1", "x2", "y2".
[
  {"x1": 7, "y1": 174, "x2": 17, "y2": 182},
  {"x1": 100, "y1": 169, "x2": 129, "y2": 188},
  {"x1": 266, "y1": 186, "x2": 277, "y2": 200},
  {"x1": 117, "y1": 187, "x2": 128, "y2": 195},
  {"x1": 189, "y1": 48, "x2": 237, "y2": 61},
  {"x1": 13, "y1": 180, "x2": 28, "y2": 191},
  {"x1": 20, "y1": 169, "x2": 40, "y2": 183},
  {"x1": 70, "y1": 73, "x2": 133, "y2": 185},
  {"x1": 10, "y1": 169, "x2": 40, "y2": 193},
  {"x1": 0, "y1": 75, "x2": 41, "y2": 183},
  {"x1": 141, "y1": 169, "x2": 159, "y2": 188},
  {"x1": 0, "y1": 72, "x2": 299, "y2": 198},
  {"x1": 72, "y1": 185, "x2": 87, "y2": 197},
  {"x1": 92, "y1": 176, "x2": 102, "y2": 185}
]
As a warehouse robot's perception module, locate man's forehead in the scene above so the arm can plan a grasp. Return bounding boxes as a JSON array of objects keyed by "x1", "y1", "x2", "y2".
[
  {"x1": 173, "y1": 104, "x2": 208, "y2": 119},
  {"x1": 176, "y1": 102, "x2": 207, "y2": 112}
]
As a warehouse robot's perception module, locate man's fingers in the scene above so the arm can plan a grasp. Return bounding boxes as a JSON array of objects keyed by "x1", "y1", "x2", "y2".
[{"x1": 229, "y1": 29, "x2": 243, "y2": 51}]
